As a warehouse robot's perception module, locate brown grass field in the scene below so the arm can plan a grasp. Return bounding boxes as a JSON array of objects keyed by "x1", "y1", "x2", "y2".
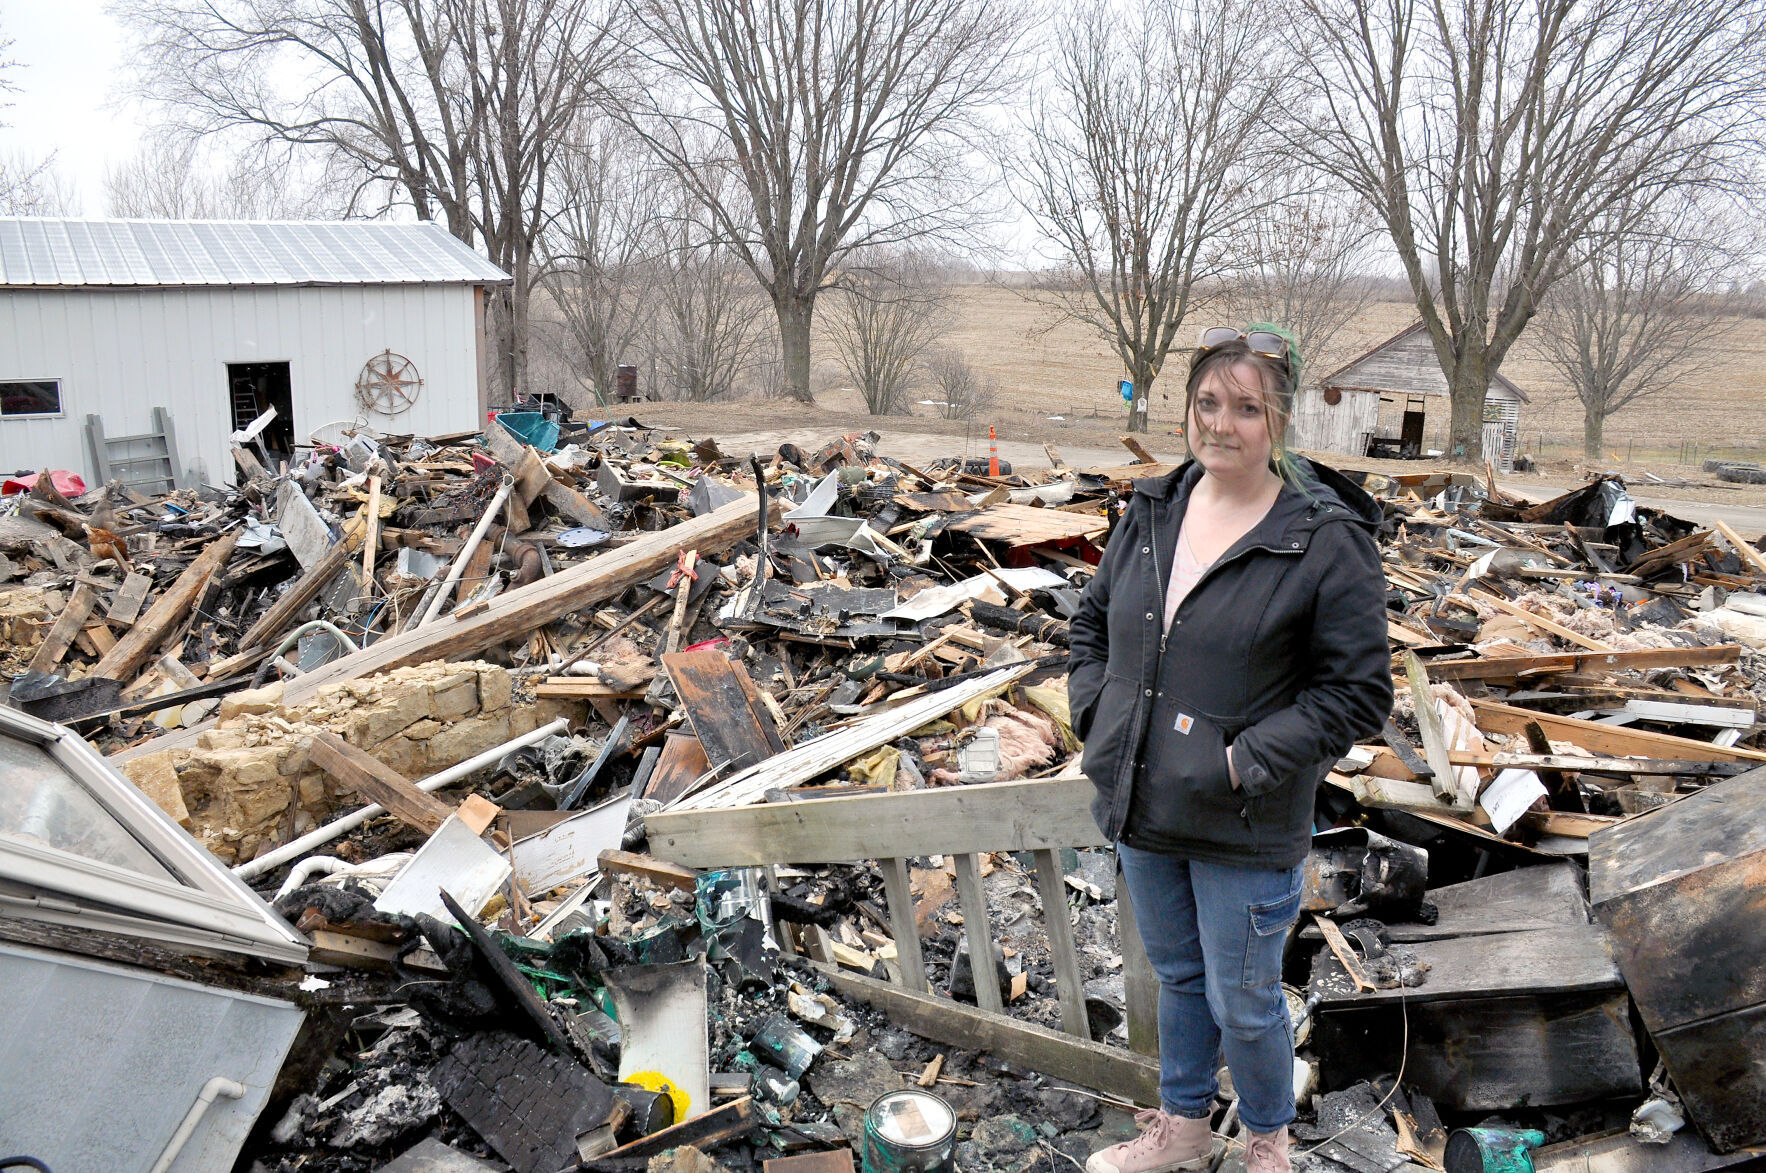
[{"x1": 635, "y1": 283, "x2": 1766, "y2": 481}]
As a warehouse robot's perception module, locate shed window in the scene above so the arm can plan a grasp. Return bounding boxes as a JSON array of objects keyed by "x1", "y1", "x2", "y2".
[{"x1": 0, "y1": 380, "x2": 62, "y2": 418}]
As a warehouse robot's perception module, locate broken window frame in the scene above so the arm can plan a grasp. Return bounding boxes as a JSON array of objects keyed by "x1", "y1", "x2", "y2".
[{"x1": 0, "y1": 705, "x2": 309, "y2": 964}]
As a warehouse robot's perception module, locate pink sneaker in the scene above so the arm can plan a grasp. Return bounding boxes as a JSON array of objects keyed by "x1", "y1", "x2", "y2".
[
  {"x1": 1242, "y1": 1127, "x2": 1290, "y2": 1173},
  {"x1": 1085, "y1": 1108, "x2": 1218, "y2": 1173}
]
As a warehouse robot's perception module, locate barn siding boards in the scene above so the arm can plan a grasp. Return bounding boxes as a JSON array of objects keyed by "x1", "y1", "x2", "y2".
[
  {"x1": 0, "y1": 284, "x2": 484, "y2": 489},
  {"x1": 1289, "y1": 386, "x2": 1380, "y2": 458}
]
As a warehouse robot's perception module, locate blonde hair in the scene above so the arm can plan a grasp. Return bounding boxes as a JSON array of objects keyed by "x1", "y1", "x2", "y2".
[{"x1": 1184, "y1": 325, "x2": 1307, "y2": 487}]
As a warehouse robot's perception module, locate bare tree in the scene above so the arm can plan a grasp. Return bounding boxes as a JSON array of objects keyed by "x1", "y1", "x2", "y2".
[
  {"x1": 925, "y1": 347, "x2": 996, "y2": 420},
  {"x1": 1016, "y1": 0, "x2": 1294, "y2": 431},
  {"x1": 621, "y1": 0, "x2": 1024, "y2": 403},
  {"x1": 1214, "y1": 178, "x2": 1379, "y2": 382},
  {"x1": 648, "y1": 200, "x2": 774, "y2": 403},
  {"x1": 1531, "y1": 195, "x2": 1749, "y2": 459},
  {"x1": 121, "y1": 0, "x2": 623, "y2": 400},
  {"x1": 1296, "y1": 0, "x2": 1766, "y2": 459},
  {"x1": 825, "y1": 253, "x2": 950, "y2": 415},
  {"x1": 540, "y1": 119, "x2": 663, "y2": 404},
  {"x1": 105, "y1": 134, "x2": 334, "y2": 218},
  {"x1": 0, "y1": 26, "x2": 73, "y2": 215}
]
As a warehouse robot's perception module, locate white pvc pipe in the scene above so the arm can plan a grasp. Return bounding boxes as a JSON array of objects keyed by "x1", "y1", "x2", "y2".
[
  {"x1": 234, "y1": 716, "x2": 570, "y2": 880},
  {"x1": 274, "y1": 855, "x2": 348, "y2": 899},
  {"x1": 417, "y1": 474, "x2": 515, "y2": 628},
  {"x1": 149, "y1": 1076, "x2": 246, "y2": 1173}
]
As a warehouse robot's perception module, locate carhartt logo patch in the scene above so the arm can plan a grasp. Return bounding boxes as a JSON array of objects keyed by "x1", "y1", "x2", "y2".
[{"x1": 1174, "y1": 713, "x2": 1194, "y2": 735}]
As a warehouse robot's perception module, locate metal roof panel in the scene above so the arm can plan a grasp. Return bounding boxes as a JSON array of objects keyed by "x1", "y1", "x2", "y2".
[{"x1": 0, "y1": 217, "x2": 510, "y2": 288}]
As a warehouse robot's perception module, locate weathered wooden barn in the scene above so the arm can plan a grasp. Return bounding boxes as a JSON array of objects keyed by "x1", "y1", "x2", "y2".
[
  {"x1": 1291, "y1": 321, "x2": 1530, "y2": 470},
  {"x1": 0, "y1": 218, "x2": 509, "y2": 492}
]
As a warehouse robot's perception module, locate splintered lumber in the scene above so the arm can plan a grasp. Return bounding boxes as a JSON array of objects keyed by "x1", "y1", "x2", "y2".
[
  {"x1": 662, "y1": 650, "x2": 785, "y2": 773},
  {"x1": 1404, "y1": 651, "x2": 1460, "y2": 804},
  {"x1": 815, "y1": 964, "x2": 1159, "y2": 1105},
  {"x1": 664, "y1": 661, "x2": 1030, "y2": 814},
  {"x1": 1448, "y1": 751, "x2": 1757, "y2": 777},
  {"x1": 1120, "y1": 435, "x2": 1157, "y2": 464},
  {"x1": 1422, "y1": 644, "x2": 1744, "y2": 683},
  {"x1": 93, "y1": 529, "x2": 240, "y2": 683},
  {"x1": 238, "y1": 538, "x2": 355, "y2": 652},
  {"x1": 650, "y1": 776, "x2": 1105, "y2": 866},
  {"x1": 1468, "y1": 588, "x2": 1613, "y2": 652},
  {"x1": 1712, "y1": 519, "x2": 1766, "y2": 576},
  {"x1": 106, "y1": 571, "x2": 153, "y2": 626},
  {"x1": 1472, "y1": 700, "x2": 1766, "y2": 764},
  {"x1": 26, "y1": 582, "x2": 98, "y2": 675},
  {"x1": 115, "y1": 499, "x2": 770, "y2": 765},
  {"x1": 307, "y1": 732, "x2": 455, "y2": 835},
  {"x1": 597, "y1": 849, "x2": 699, "y2": 893},
  {"x1": 642, "y1": 732, "x2": 713, "y2": 805},
  {"x1": 584, "y1": 1097, "x2": 758, "y2": 1168},
  {"x1": 946, "y1": 503, "x2": 1108, "y2": 547}
]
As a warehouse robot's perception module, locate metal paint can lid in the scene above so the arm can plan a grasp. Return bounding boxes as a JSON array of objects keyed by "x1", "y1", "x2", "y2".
[{"x1": 862, "y1": 1089, "x2": 958, "y2": 1173}]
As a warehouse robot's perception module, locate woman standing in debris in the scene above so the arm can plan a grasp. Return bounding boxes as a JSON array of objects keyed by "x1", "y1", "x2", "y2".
[{"x1": 1068, "y1": 327, "x2": 1393, "y2": 1173}]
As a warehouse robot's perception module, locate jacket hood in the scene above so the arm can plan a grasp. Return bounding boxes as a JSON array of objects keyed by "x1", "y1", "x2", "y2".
[{"x1": 1131, "y1": 455, "x2": 1383, "y2": 534}]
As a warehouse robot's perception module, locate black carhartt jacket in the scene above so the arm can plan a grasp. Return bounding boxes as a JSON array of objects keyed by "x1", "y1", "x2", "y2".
[{"x1": 1068, "y1": 457, "x2": 1393, "y2": 868}]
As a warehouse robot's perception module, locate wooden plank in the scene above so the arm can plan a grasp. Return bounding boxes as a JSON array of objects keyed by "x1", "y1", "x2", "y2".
[
  {"x1": 532, "y1": 681, "x2": 649, "y2": 700},
  {"x1": 1310, "y1": 925, "x2": 1623, "y2": 1008},
  {"x1": 106, "y1": 571, "x2": 153, "y2": 626},
  {"x1": 306, "y1": 731, "x2": 454, "y2": 835},
  {"x1": 93, "y1": 529, "x2": 239, "y2": 682},
  {"x1": 1114, "y1": 863, "x2": 1159, "y2": 1057},
  {"x1": 1423, "y1": 645, "x2": 1744, "y2": 682},
  {"x1": 361, "y1": 475, "x2": 381, "y2": 584},
  {"x1": 946, "y1": 503, "x2": 1109, "y2": 547},
  {"x1": 880, "y1": 855, "x2": 930, "y2": 994},
  {"x1": 115, "y1": 499, "x2": 770, "y2": 764},
  {"x1": 1119, "y1": 435, "x2": 1157, "y2": 464},
  {"x1": 597, "y1": 849, "x2": 699, "y2": 894},
  {"x1": 951, "y1": 852, "x2": 1002, "y2": 1013},
  {"x1": 648, "y1": 777, "x2": 1106, "y2": 867},
  {"x1": 1449, "y1": 749, "x2": 1756, "y2": 776},
  {"x1": 1404, "y1": 651, "x2": 1459, "y2": 803},
  {"x1": 584, "y1": 1098, "x2": 758, "y2": 1168},
  {"x1": 816, "y1": 963, "x2": 1159, "y2": 1105},
  {"x1": 1468, "y1": 588, "x2": 1613, "y2": 652},
  {"x1": 234, "y1": 539, "x2": 354, "y2": 652},
  {"x1": 671, "y1": 664, "x2": 1036, "y2": 811},
  {"x1": 663, "y1": 650, "x2": 783, "y2": 773},
  {"x1": 1713, "y1": 519, "x2": 1766, "y2": 576},
  {"x1": 1473, "y1": 699, "x2": 1766, "y2": 763},
  {"x1": 26, "y1": 581, "x2": 98, "y2": 675},
  {"x1": 642, "y1": 732, "x2": 712, "y2": 805},
  {"x1": 1032, "y1": 848, "x2": 1090, "y2": 1039}
]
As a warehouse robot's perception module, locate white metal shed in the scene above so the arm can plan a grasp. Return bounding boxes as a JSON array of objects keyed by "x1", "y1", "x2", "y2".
[{"x1": 0, "y1": 218, "x2": 510, "y2": 491}]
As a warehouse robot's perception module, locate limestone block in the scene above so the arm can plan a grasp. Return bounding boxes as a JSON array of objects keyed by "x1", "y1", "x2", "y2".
[
  {"x1": 296, "y1": 774, "x2": 328, "y2": 808},
  {"x1": 362, "y1": 680, "x2": 435, "y2": 744},
  {"x1": 218, "y1": 680, "x2": 285, "y2": 724},
  {"x1": 403, "y1": 718, "x2": 443, "y2": 741},
  {"x1": 476, "y1": 666, "x2": 513, "y2": 712},
  {"x1": 124, "y1": 754, "x2": 192, "y2": 828},
  {"x1": 426, "y1": 712, "x2": 512, "y2": 767},
  {"x1": 372, "y1": 734, "x2": 428, "y2": 780},
  {"x1": 430, "y1": 672, "x2": 480, "y2": 721}
]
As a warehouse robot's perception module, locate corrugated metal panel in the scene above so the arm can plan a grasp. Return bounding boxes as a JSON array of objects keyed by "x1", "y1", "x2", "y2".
[
  {"x1": 0, "y1": 217, "x2": 510, "y2": 288},
  {"x1": 0, "y1": 943, "x2": 304, "y2": 1173},
  {"x1": 0, "y1": 284, "x2": 484, "y2": 486}
]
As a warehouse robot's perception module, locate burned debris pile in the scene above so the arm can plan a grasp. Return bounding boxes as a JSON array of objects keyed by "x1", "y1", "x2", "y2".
[{"x1": 5, "y1": 426, "x2": 1766, "y2": 1172}]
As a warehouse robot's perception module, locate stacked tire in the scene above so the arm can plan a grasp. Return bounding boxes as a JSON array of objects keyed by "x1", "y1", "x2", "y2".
[{"x1": 1707, "y1": 460, "x2": 1766, "y2": 484}]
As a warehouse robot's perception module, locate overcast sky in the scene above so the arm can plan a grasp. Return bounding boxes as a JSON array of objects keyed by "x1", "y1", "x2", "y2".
[{"x1": 2, "y1": 0, "x2": 147, "y2": 215}]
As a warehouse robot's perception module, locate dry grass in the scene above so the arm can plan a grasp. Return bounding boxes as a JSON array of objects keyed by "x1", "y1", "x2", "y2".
[{"x1": 923, "y1": 284, "x2": 1766, "y2": 467}]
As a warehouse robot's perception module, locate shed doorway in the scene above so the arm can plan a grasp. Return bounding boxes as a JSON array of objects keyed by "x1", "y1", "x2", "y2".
[{"x1": 228, "y1": 361, "x2": 295, "y2": 468}]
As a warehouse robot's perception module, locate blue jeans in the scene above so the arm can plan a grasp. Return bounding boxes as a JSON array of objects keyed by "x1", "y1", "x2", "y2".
[{"x1": 1117, "y1": 843, "x2": 1301, "y2": 1134}]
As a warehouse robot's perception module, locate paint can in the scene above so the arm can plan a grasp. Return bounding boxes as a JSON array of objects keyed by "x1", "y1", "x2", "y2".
[
  {"x1": 861, "y1": 1089, "x2": 958, "y2": 1173},
  {"x1": 1443, "y1": 1126, "x2": 1546, "y2": 1173}
]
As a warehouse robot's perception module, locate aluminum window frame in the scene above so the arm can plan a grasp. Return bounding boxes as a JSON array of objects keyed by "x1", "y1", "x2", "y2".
[
  {"x1": 0, "y1": 377, "x2": 65, "y2": 420},
  {"x1": 0, "y1": 705, "x2": 308, "y2": 964}
]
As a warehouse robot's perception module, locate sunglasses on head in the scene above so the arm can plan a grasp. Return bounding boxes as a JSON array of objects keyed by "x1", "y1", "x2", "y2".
[{"x1": 1198, "y1": 327, "x2": 1290, "y2": 363}]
